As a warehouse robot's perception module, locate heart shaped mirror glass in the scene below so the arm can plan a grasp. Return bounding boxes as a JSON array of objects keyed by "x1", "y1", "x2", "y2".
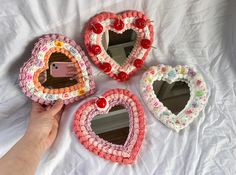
[
  {"x1": 91, "y1": 105, "x2": 129, "y2": 145},
  {"x1": 39, "y1": 52, "x2": 79, "y2": 89},
  {"x1": 153, "y1": 80, "x2": 190, "y2": 114},
  {"x1": 102, "y1": 29, "x2": 137, "y2": 66}
]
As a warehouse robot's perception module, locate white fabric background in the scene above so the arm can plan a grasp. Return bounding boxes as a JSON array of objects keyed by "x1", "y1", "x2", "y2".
[{"x1": 0, "y1": 0, "x2": 236, "y2": 174}]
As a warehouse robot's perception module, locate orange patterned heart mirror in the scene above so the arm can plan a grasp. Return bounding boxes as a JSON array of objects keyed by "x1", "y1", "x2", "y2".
[{"x1": 19, "y1": 34, "x2": 96, "y2": 105}]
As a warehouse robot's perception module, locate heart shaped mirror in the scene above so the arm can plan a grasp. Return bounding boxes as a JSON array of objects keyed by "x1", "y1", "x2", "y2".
[
  {"x1": 140, "y1": 65, "x2": 208, "y2": 132},
  {"x1": 39, "y1": 52, "x2": 79, "y2": 89},
  {"x1": 153, "y1": 80, "x2": 190, "y2": 115},
  {"x1": 91, "y1": 105, "x2": 129, "y2": 145},
  {"x1": 19, "y1": 34, "x2": 96, "y2": 105},
  {"x1": 84, "y1": 10, "x2": 154, "y2": 82},
  {"x1": 73, "y1": 89, "x2": 145, "y2": 164}
]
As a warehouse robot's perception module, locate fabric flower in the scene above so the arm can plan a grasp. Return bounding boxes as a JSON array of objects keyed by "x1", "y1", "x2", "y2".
[
  {"x1": 150, "y1": 69, "x2": 155, "y2": 75},
  {"x1": 144, "y1": 75, "x2": 152, "y2": 83},
  {"x1": 195, "y1": 90, "x2": 203, "y2": 97},
  {"x1": 146, "y1": 85, "x2": 152, "y2": 91},
  {"x1": 78, "y1": 88, "x2": 86, "y2": 95},
  {"x1": 187, "y1": 69, "x2": 196, "y2": 77},
  {"x1": 54, "y1": 40, "x2": 64, "y2": 47},
  {"x1": 168, "y1": 70, "x2": 177, "y2": 78},
  {"x1": 179, "y1": 67, "x2": 185, "y2": 75},
  {"x1": 161, "y1": 67, "x2": 167, "y2": 73}
]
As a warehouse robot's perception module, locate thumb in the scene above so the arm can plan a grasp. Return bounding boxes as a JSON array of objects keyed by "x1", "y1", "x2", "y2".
[{"x1": 47, "y1": 100, "x2": 64, "y2": 116}]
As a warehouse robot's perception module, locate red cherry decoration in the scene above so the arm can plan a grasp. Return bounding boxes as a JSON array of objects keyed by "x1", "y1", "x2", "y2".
[
  {"x1": 100, "y1": 62, "x2": 112, "y2": 73},
  {"x1": 89, "y1": 45, "x2": 101, "y2": 55},
  {"x1": 96, "y1": 97, "x2": 107, "y2": 108},
  {"x1": 113, "y1": 18, "x2": 124, "y2": 30},
  {"x1": 91, "y1": 23, "x2": 103, "y2": 34},
  {"x1": 135, "y1": 18, "x2": 146, "y2": 29},
  {"x1": 133, "y1": 59, "x2": 144, "y2": 68},
  {"x1": 141, "y1": 39, "x2": 151, "y2": 49},
  {"x1": 117, "y1": 71, "x2": 128, "y2": 81}
]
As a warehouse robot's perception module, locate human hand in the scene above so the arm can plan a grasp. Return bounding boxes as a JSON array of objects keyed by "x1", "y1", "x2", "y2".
[
  {"x1": 24, "y1": 100, "x2": 64, "y2": 153},
  {"x1": 0, "y1": 100, "x2": 64, "y2": 175}
]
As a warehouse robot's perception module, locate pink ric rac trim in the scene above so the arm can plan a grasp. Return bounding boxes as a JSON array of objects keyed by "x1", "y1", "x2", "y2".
[
  {"x1": 73, "y1": 88, "x2": 145, "y2": 164},
  {"x1": 84, "y1": 10, "x2": 154, "y2": 82},
  {"x1": 18, "y1": 34, "x2": 96, "y2": 105},
  {"x1": 140, "y1": 65, "x2": 208, "y2": 132}
]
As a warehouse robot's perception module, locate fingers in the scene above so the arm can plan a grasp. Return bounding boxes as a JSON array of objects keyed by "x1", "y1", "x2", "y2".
[
  {"x1": 50, "y1": 108, "x2": 63, "y2": 145},
  {"x1": 46, "y1": 105, "x2": 51, "y2": 111},
  {"x1": 47, "y1": 100, "x2": 64, "y2": 116},
  {"x1": 53, "y1": 107, "x2": 63, "y2": 123},
  {"x1": 31, "y1": 102, "x2": 45, "y2": 113},
  {"x1": 47, "y1": 121, "x2": 59, "y2": 147},
  {"x1": 31, "y1": 101, "x2": 40, "y2": 110}
]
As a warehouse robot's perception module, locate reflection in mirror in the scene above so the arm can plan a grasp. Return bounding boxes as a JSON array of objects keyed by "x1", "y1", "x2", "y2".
[
  {"x1": 39, "y1": 53, "x2": 78, "y2": 89},
  {"x1": 102, "y1": 29, "x2": 137, "y2": 65},
  {"x1": 153, "y1": 81, "x2": 190, "y2": 114},
  {"x1": 91, "y1": 105, "x2": 129, "y2": 145}
]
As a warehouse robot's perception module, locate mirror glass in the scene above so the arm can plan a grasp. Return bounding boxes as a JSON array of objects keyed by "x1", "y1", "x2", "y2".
[
  {"x1": 39, "y1": 53, "x2": 78, "y2": 89},
  {"x1": 153, "y1": 81, "x2": 190, "y2": 114},
  {"x1": 91, "y1": 105, "x2": 129, "y2": 145},
  {"x1": 102, "y1": 29, "x2": 137, "y2": 66}
]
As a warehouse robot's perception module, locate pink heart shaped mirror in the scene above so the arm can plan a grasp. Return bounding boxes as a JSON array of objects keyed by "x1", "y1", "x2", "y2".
[{"x1": 73, "y1": 89, "x2": 145, "y2": 164}]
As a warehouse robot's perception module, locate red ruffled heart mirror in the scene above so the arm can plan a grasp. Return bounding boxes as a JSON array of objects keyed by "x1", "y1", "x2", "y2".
[{"x1": 84, "y1": 10, "x2": 154, "y2": 81}]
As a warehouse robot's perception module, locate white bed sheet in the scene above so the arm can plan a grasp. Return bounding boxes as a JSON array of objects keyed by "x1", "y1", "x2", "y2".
[{"x1": 0, "y1": 0, "x2": 236, "y2": 174}]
